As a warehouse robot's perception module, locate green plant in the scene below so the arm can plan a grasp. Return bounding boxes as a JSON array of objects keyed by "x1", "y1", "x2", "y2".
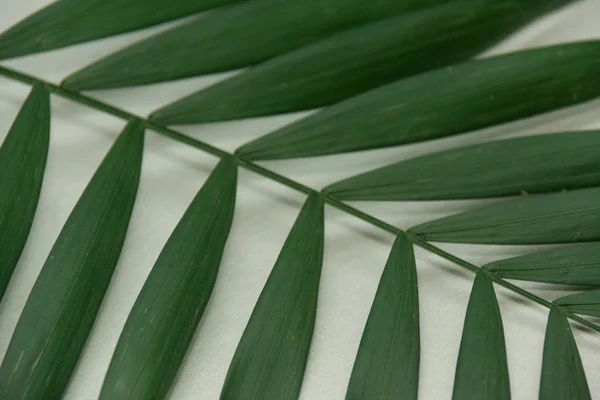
[{"x1": 0, "y1": 0, "x2": 598, "y2": 399}]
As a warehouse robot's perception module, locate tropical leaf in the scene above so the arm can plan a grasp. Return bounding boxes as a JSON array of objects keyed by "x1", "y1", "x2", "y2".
[
  {"x1": 149, "y1": 0, "x2": 567, "y2": 124},
  {"x1": 0, "y1": 85, "x2": 49, "y2": 300},
  {"x1": 485, "y1": 243, "x2": 600, "y2": 286},
  {"x1": 99, "y1": 156, "x2": 237, "y2": 400},
  {"x1": 0, "y1": 121, "x2": 144, "y2": 400},
  {"x1": 539, "y1": 307, "x2": 590, "y2": 400},
  {"x1": 0, "y1": 1, "x2": 599, "y2": 399},
  {"x1": 0, "y1": 0, "x2": 240, "y2": 60},
  {"x1": 453, "y1": 270, "x2": 510, "y2": 400},
  {"x1": 220, "y1": 193, "x2": 324, "y2": 400},
  {"x1": 555, "y1": 290, "x2": 600, "y2": 317},
  {"x1": 346, "y1": 234, "x2": 419, "y2": 400},
  {"x1": 409, "y1": 187, "x2": 600, "y2": 244},
  {"x1": 236, "y1": 40, "x2": 600, "y2": 160},
  {"x1": 325, "y1": 131, "x2": 600, "y2": 201},
  {"x1": 63, "y1": 0, "x2": 448, "y2": 91}
]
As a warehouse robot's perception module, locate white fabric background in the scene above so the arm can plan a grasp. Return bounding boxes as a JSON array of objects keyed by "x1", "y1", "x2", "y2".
[{"x1": 1, "y1": 1, "x2": 600, "y2": 399}]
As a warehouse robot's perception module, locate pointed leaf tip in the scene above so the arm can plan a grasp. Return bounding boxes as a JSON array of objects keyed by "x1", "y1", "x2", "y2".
[
  {"x1": 0, "y1": 121, "x2": 144, "y2": 399},
  {"x1": 453, "y1": 270, "x2": 509, "y2": 400},
  {"x1": 0, "y1": 85, "x2": 50, "y2": 299},
  {"x1": 221, "y1": 193, "x2": 323, "y2": 400},
  {"x1": 100, "y1": 156, "x2": 236, "y2": 399},
  {"x1": 346, "y1": 234, "x2": 419, "y2": 400},
  {"x1": 540, "y1": 307, "x2": 590, "y2": 400}
]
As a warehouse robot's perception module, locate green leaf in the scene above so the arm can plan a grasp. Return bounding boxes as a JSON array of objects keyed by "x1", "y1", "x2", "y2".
[
  {"x1": 0, "y1": 0, "x2": 239, "y2": 60},
  {"x1": 539, "y1": 307, "x2": 590, "y2": 400},
  {"x1": 0, "y1": 85, "x2": 49, "y2": 299},
  {"x1": 409, "y1": 187, "x2": 600, "y2": 245},
  {"x1": 325, "y1": 131, "x2": 600, "y2": 201},
  {"x1": 221, "y1": 193, "x2": 324, "y2": 400},
  {"x1": 485, "y1": 243, "x2": 600, "y2": 286},
  {"x1": 0, "y1": 120, "x2": 144, "y2": 400},
  {"x1": 236, "y1": 40, "x2": 600, "y2": 160},
  {"x1": 63, "y1": 0, "x2": 450, "y2": 91},
  {"x1": 99, "y1": 156, "x2": 237, "y2": 400},
  {"x1": 149, "y1": 0, "x2": 567, "y2": 124},
  {"x1": 453, "y1": 270, "x2": 510, "y2": 400},
  {"x1": 555, "y1": 290, "x2": 600, "y2": 317},
  {"x1": 346, "y1": 234, "x2": 419, "y2": 400}
]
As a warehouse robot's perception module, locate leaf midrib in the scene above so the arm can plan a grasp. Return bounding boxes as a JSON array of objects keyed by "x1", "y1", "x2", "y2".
[{"x1": 0, "y1": 65, "x2": 597, "y2": 335}]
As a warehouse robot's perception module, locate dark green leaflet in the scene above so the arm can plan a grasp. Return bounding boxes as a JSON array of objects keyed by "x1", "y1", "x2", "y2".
[
  {"x1": 0, "y1": 0, "x2": 240, "y2": 60},
  {"x1": 485, "y1": 243, "x2": 600, "y2": 286},
  {"x1": 409, "y1": 187, "x2": 600, "y2": 245},
  {"x1": 221, "y1": 193, "x2": 324, "y2": 400},
  {"x1": 63, "y1": 0, "x2": 450, "y2": 91},
  {"x1": 0, "y1": 85, "x2": 49, "y2": 300},
  {"x1": 0, "y1": 121, "x2": 144, "y2": 400},
  {"x1": 99, "y1": 157, "x2": 237, "y2": 400},
  {"x1": 539, "y1": 307, "x2": 590, "y2": 400},
  {"x1": 236, "y1": 40, "x2": 600, "y2": 160},
  {"x1": 325, "y1": 131, "x2": 600, "y2": 201},
  {"x1": 346, "y1": 235, "x2": 419, "y2": 400},
  {"x1": 149, "y1": 0, "x2": 566, "y2": 124},
  {"x1": 453, "y1": 271, "x2": 510, "y2": 400},
  {"x1": 555, "y1": 290, "x2": 600, "y2": 317}
]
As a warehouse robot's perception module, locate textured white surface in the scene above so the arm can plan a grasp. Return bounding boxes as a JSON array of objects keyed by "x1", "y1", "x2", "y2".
[{"x1": 0, "y1": 1, "x2": 600, "y2": 399}]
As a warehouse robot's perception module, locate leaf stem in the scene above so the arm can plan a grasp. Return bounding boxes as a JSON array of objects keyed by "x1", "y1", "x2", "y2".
[{"x1": 0, "y1": 64, "x2": 597, "y2": 333}]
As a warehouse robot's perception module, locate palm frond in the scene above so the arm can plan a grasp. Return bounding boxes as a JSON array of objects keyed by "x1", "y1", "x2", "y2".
[
  {"x1": 325, "y1": 131, "x2": 600, "y2": 200},
  {"x1": 0, "y1": 84, "x2": 49, "y2": 300},
  {"x1": 540, "y1": 307, "x2": 591, "y2": 400},
  {"x1": 99, "y1": 156, "x2": 237, "y2": 399},
  {"x1": 0, "y1": 0, "x2": 598, "y2": 399},
  {"x1": 63, "y1": 0, "x2": 446, "y2": 91},
  {"x1": 409, "y1": 187, "x2": 600, "y2": 244},
  {"x1": 555, "y1": 290, "x2": 600, "y2": 317},
  {"x1": 235, "y1": 40, "x2": 600, "y2": 159},
  {"x1": 485, "y1": 243, "x2": 600, "y2": 286},
  {"x1": 148, "y1": 0, "x2": 562, "y2": 123},
  {"x1": 0, "y1": 0, "x2": 238, "y2": 60},
  {"x1": 346, "y1": 234, "x2": 419, "y2": 400},
  {"x1": 453, "y1": 271, "x2": 510, "y2": 400},
  {"x1": 0, "y1": 120, "x2": 144, "y2": 399},
  {"x1": 221, "y1": 194, "x2": 323, "y2": 400}
]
